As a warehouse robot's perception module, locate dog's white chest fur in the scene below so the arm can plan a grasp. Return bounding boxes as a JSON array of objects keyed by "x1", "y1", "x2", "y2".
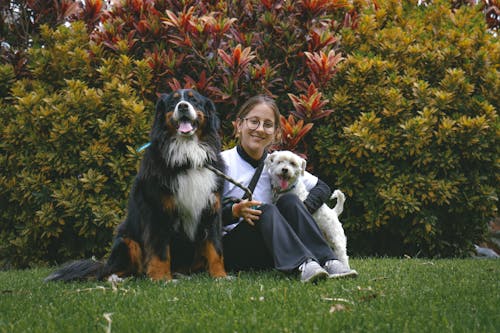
[
  {"x1": 289, "y1": 182, "x2": 308, "y2": 201},
  {"x1": 174, "y1": 168, "x2": 217, "y2": 240},
  {"x1": 165, "y1": 139, "x2": 210, "y2": 168}
]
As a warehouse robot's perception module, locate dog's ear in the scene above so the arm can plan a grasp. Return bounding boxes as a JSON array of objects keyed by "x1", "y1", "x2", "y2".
[
  {"x1": 300, "y1": 157, "x2": 306, "y2": 176},
  {"x1": 150, "y1": 93, "x2": 170, "y2": 140},
  {"x1": 265, "y1": 151, "x2": 276, "y2": 167},
  {"x1": 155, "y1": 93, "x2": 169, "y2": 113}
]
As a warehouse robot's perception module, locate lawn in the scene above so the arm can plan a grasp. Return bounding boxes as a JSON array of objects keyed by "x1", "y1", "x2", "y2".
[{"x1": 0, "y1": 258, "x2": 498, "y2": 332}]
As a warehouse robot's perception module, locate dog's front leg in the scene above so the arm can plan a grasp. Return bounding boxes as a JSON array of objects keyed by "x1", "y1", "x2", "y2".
[
  {"x1": 146, "y1": 245, "x2": 173, "y2": 281},
  {"x1": 201, "y1": 239, "x2": 227, "y2": 278}
]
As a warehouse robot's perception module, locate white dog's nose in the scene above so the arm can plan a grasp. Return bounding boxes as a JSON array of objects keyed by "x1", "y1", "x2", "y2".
[{"x1": 281, "y1": 168, "x2": 288, "y2": 174}]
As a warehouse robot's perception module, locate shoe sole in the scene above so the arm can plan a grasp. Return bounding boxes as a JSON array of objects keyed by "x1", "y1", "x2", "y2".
[
  {"x1": 301, "y1": 269, "x2": 329, "y2": 283},
  {"x1": 328, "y1": 269, "x2": 358, "y2": 279}
]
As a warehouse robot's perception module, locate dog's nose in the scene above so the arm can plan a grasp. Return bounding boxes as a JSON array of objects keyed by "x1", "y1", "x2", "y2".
[
  {"x1": 177, "y1": 102, "x2": 189, "y2": 113},
  {"x1": 281, "y1": 168, "x2": 288, "y2": 174}
]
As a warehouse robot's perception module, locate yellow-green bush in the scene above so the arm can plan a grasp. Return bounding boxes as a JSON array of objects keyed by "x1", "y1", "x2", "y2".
[
  {"x1": 0, "y1": 23, "x2": 152, "y2": 268},
  {"x1": 314, "y1": 0, "x2": 499, "y2": 257}
]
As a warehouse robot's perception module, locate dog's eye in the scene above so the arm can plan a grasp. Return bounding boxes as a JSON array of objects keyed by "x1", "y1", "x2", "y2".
[
  {"x1": 185, "y1": 95, "x2": 201, "y2": 106},
  {"x1": 290, "y1": 162, "x2": 297, "y2": 167}
]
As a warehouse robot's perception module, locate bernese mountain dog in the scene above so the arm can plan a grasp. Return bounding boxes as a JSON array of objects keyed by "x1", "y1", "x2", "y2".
[{"x1": 45, "y1": 89, "x2": 227, "y2": 282}]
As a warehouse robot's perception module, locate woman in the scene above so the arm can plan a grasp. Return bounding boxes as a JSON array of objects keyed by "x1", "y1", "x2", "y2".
[{"x1": 221, "y1": 95, "x2": 357, "y2": 282}]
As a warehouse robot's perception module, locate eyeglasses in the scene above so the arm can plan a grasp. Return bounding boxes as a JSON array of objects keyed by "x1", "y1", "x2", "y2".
[{"x1": 241, "y1": 117, "x2": 275, "y2": 134}]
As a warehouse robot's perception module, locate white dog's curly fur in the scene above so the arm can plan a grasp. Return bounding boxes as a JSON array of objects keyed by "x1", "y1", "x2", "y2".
[{"x1": 265, "y1": 150, "x2": 351, "y2": 269}]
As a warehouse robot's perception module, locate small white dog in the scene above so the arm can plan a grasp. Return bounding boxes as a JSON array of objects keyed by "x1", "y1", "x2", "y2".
[{"x1": 265, "y1": 150, "x2": 351, "y2": 269}]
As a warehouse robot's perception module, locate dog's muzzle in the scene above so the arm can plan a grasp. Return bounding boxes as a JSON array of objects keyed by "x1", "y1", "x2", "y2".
[
  {"x1": 174, "y1": 101, "x2": 198, "y2": 136},
  {"x1": 277, "y1": 170, "x2": 293, "y2": 190}
]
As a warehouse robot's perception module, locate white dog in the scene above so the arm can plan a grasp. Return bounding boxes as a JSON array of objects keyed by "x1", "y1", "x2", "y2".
[{"x1": 265, "y1": 150, "x2": 351, "y2": 270}]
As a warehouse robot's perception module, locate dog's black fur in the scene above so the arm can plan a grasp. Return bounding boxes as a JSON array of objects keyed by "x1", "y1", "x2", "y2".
[{"x1": 46, "y1": 89, "x2": 227, "y2": 282}]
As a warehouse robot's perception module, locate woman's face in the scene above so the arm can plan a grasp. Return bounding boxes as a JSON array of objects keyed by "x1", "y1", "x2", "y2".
[{"x1": 237, "y1": 103, "x2": 276, "y2": 160}]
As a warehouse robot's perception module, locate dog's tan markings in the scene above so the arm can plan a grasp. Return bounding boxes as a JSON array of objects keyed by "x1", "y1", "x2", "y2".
[
  {"x1": 147, "y1": 247, "x2": 172, "y2": 281},
  {"x1": 173, "y1": 92, "x2": 180, "y2": 98},
  {"x1": 201, "y1": 241, "x2": 227, "y2": 278},
  {"x1": 165, "y1": 112, "x2": 177, "y2": 134},
  {"x1": 123, "y1": 238, "x2": 143, "y2": 273},
  {"x1": 196, "y1": 110, "x2": 205, "y2": 126},
  {"x1": 212, "y1": 193, "x2": 221, "y2": 212},
  {"x1": 187, "y1": 90, "x2": 194, "y2": 97},
  {"x1": 197, "y1": 110, "x2": 205, "y2": 119},
  {"x1": 195, "y1": 110, "x2": 206, "y2": 138},
  {"x1": 161, "y1": 195, "x2": 176, "y2": 213}
]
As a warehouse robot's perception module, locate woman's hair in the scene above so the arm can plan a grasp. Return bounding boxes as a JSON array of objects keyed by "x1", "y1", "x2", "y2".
[{"x1": 236, "y1": 95, "x2": 281, "y2": 129}]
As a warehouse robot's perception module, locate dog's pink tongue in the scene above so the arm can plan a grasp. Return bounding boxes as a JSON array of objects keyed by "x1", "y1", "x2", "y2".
[
  {"x1": 178, "y1": 121, "x2": 193, "y2": 134},
  {"x1": 280, "y1": 178, "x2": 289, "y2": 190}
]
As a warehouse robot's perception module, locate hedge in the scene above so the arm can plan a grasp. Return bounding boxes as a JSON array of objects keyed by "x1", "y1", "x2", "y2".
[
  {"x1": 0, "y1": 0, "x2": 498, "y2": 267},
  {"x1": 313, "y1": 0, "x2": 499, "y2": 257}
]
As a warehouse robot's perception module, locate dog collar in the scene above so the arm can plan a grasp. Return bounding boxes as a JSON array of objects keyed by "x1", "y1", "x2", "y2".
[{"x1": 137, "y1": 142, "x2": 151, "y2": 152}]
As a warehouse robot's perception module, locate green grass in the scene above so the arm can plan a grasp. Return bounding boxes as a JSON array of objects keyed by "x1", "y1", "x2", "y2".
[{"x1": 1, "y1": 258, "x2": 498, "y2": 332}]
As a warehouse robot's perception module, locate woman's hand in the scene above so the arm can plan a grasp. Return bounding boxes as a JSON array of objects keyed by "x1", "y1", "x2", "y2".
[{"x1": 232, "y1": 199, "x2": 262, "y2": 226}]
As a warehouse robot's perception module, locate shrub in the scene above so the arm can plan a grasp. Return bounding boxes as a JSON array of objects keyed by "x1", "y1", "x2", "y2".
[
  {"x1": 0, "y1": 22, "x2": 152, "y2": 268},
  {"x1": 314, "y1": 0, "x2": 499, "y2": 257},
  {"x1": 90, "y1": 0, "x2": 350, "y2": 145}
]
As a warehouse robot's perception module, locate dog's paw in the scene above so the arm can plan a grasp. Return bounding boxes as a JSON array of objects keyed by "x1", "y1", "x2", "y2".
[
  {"x1": 172, "y1": 272, "x2": 192, "y2": 280},
  {"x1": 107, "y1": 274, "x2": 124, "y2": 284},
  {"x1": 217, "y1": 275, "x2": 236, "y2": 281}
]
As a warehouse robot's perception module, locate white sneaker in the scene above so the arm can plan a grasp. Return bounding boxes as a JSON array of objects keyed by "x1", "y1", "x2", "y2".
[
  {"x1": 299, "y1": 259, "x2": 328, "y2": 283},
  {"x1": 324, "y1": 260, "x2": 358, "y2": 279}
]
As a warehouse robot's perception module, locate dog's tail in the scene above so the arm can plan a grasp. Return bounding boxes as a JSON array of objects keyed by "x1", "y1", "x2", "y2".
[
  {"x1": 331, "y1": 189, "x2": 346, "y2": 216},
  {"x1": 44, "y1": 259, "x2": 105, "y2": 282}
]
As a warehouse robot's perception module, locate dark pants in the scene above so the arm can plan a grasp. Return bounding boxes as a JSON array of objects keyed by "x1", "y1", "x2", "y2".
[{"x1": 223, "y1": 193, "x2": 336, "y2": 272}]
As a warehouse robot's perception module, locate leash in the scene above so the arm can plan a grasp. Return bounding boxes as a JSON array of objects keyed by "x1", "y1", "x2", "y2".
[
  {"x1": 205, "y1": 164, "x2": 253, "y2": 201},
  {"x1": 137, "y1": 142, "x2": 151, "y2": 152},
  {"x1": 137, "y1": 142, "x2": 254, "y2": 201}
]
